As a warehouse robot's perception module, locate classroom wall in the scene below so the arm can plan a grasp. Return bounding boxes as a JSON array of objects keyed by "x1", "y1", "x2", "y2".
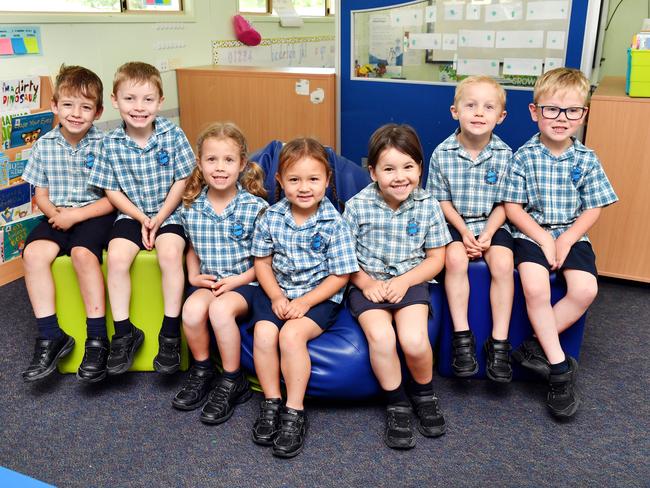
[
  {"x1": 599, "y1": 0, "x2": 648, "y2": 79},
  {"x1": 0, "y1": 0, "x2": 335, "y2": 128}
]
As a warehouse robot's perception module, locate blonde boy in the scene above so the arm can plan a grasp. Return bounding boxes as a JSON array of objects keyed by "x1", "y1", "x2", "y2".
[
  {"x1": 89, "y1": 62, "x2": 195, "y2": 376},
  {"x1": 427, "y1": 75, "x2": 515, "y2": 382},
  {"x1": 502, "y1": 68, "x2": 618, "y2": 417}
]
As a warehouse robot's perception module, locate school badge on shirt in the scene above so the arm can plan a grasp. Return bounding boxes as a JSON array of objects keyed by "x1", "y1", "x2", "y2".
[
  {"x1": 311, "y1": 232, "x2": 323, "y2": 251},
  {"x1": 485, "y1": 168, "x2": 498, "y2": 185},
  {"x1": 570, "y1": 166, "x2": 582, "y2": 183},
  {"x1": 157, "y1": 149, "x2": 170, "y2": 166},
  {"x1": 230, "y1": 219, "x2": 244, "y2": 239},
  {"x1": 406, "y1": 219, "x2": 419, "y2": 236},
  {"x1": 85, "y1": 152, "x2": 95, "y2": 169}
]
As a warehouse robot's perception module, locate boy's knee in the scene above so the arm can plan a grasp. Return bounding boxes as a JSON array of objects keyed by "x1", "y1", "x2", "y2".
[
  {"x1": 400, "y1": 334, "x2": 430, "y2": 358},
  {"x1": 521, "y1": 280, "x2": 550, "y2": 304},
  {"x1": 489, "y1": 257, "x2": 514, "y2": 279},
  {"x1": 445, "y1": 248, "x2": 469, "y2": 272},
  {"x1": 156, "y1": 246, "x2": 183, "y2": 268},
  {"x1": 279, "y1": 325, "x2": 307, "y2": 353},
  {"x1": 365, "y1": 327, "x2": 396, "y2": 352},
  {"x1": 254, "y1": 325, "x2": 278, "y2": 352},
  {"x1": 569, "y1": 282, "x2": 598, "y2": 307},
  {"x1": 70, "y1": 247, "x2": 98, "y2": 269}
]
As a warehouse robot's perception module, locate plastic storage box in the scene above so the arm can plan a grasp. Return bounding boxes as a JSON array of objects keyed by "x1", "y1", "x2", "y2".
[{"x1": 626, "y1": 48, "x2": 650, "y2": 97}]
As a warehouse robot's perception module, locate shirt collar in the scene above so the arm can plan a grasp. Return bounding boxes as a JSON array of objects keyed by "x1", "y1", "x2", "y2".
[
  {"x1": 439, "y1": 130, "x2": 509, "y2": 164},
  {"x1": 270, "y1": 197, "x2": 339, "y2": 229},
  {"x1": 358, "y1": 182, "x2": 429, "y2": 213},
  {"x1": 525, "y1": 133, "x2": 592, "y2": 160},
  {"x1": 109, "y1": 116, "x2": 173, "y2": 141},
  {"x1": 44, "y1": 124, "x2": 102, "y2": 147},
  {"x1": 197, "y1": 183, "x2": 251, "y2": 219}
]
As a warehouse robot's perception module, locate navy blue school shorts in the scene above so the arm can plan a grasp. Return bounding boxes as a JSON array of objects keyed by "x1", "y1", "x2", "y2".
[
  {"x1": 110, "y1": 218, "x2": 187, "y2": 250},
  {"x1": 347, "y1": 282, "x2": 432, "y2": 319},
  {"x1": 448, "y1": 225, "x2": 514, "y2": 251},
  {"x1": 514, "y1": 238, "x2": 597, "y2": 278},
  {"x1": 24, "y1": 211, "x2": 116, "y2": 263},
  {"x1": 250, "y1": 286, "x2": 340, "y2": 331},
  {"x1": 186, "y1": 283, "x2": 257, "y2": 321}
]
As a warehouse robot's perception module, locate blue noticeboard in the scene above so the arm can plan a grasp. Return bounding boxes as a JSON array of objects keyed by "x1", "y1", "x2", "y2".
[{"x1": 338, "y1": 0, "x2": 601, "y2": 178}]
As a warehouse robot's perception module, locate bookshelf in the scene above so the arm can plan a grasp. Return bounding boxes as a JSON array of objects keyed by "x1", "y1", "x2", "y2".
[{"x1": 0, "y1": 75, "x2": 54, "y2": 286}]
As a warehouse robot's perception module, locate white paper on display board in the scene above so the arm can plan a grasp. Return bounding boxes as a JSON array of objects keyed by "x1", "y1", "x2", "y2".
[
  {"x1": 444, "y1": 3, "x2": 464, "y2": 21},
  {"x1": 442, "y1": 34, "x2": 458, "y2": 51},
  {"x1": 484, "y1": 3, "x2": 523, "y2": 22},
  {"x1": 546, "y1": 31, "x2": 566, "y2": 50},
  {"x1": 456, "y1": 58, "x2": 500, "y2": 76},
  {"x1": 458, "y1": 30, "x2": 495, "y2": 49},
  {"x1": 544, "y1": 58, "x2": 564, "y2": 72},
  {"x1": 390, "y1": 8, "x2": 422, "y2": 27},
  {"x1": 526, "y1": 1, "x2": 569, "y2": 21},
  {"x1": 425, "y1": 5, "x2": 437, "y2": 23},
  {"x1": 495, "y1": 30, "x2": 544, "y2": 49},
  {"x1": 466, "y1": 4, "x2": 481, "y2": 21},
  {"x1": 503, "y1": 58, "x2": 543, "y2": 76},
  {"x1": 409, "y1": 33, "x2": 442, "y2": 50}
]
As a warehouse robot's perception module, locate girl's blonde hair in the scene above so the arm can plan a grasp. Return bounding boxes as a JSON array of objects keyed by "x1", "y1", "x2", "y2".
[
  {"x1": 183, "y1": 122, "x2": 267, "y2": 207},
  {"x1": 274, "y1": 138, "x2": 338, "y2": 205},
  {"x1": 533, "y1": 67, "x2": 590, "y2": 104}
]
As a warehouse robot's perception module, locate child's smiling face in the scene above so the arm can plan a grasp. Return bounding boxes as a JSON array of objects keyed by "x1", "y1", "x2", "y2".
[
  {"x1": 198, "y1": 136, "x2": 245, "y2": 197},
  {"x1": 370, "y1": 146, "x2": 421, "y2": 211},
  {"x1": 111, "y1": 80, "x2": 163, "y2": 133},
  {"x1": 529, "y1": 88, "x2": 587, "y2": 154},
  {"x1": 451, "y1": 81, "x2": 506, "y2": 139},
  {"x1": 277, "y1": 156, "x2": 329, "y2": 218}
]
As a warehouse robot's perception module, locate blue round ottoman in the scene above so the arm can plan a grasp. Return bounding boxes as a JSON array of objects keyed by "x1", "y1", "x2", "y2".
[
  {"x1": 238, "y1": 283, "x2": 445, "y2": 400},
  {"x1": 437, "y1": 259, "x2": 587, "y2": 380}
]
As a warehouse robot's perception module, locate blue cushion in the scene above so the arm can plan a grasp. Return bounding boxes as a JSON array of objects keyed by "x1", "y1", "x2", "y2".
[
  {"x1": 238, "y1": 283, "x2": 444, "y2": 400},
  {"x1": 437, "y1": 259, "x2": 587, "y2": 379}
]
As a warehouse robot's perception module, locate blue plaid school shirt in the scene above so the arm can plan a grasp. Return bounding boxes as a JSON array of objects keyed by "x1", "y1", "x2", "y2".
[
  {"x1": 501, "y1": 134, "x2": 618, "y2": 243},
  {"x1": 88, "y1": 116, "x2": 194, "y2": 225},
  {"x1": 343, "y1": 183, "x2": 452, "y2": 281},
  {"x1": 181, "y1": 185, "x2": 268, "y2": 281},
  {"x1": 22, "y1": 124, "x2": 105, "y2": 207},
  {"x1": 251, "y1": 197, "x2": 359, "y2": 303},
  {"x1": 427, "y1": 130, "x2": 512, "y2": 236}
]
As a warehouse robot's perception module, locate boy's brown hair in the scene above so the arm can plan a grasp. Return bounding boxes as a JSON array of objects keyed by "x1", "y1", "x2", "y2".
[
  {"x1": 112, "y1": 61, "x2": 163, "y2": 97},
  {"x1": 533, "y1": 67, "x2": 590, "y2": 104},
  {"x1": 52, "y1": 64, "x2": 103, "y2": 111},
  {"x1": 453, "y1": 75, "x2": 506, "y2": 109}
]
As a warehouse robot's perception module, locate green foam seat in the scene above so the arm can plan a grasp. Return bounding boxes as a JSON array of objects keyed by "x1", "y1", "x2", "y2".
[{"x1": 53, "y1": 250, "x2": 189, "y2": 373}]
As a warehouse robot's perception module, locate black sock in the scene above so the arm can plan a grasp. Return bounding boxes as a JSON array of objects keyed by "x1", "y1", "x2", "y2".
[
  {"x1": 113, "y1": 318, "x2": 134, "y2": 337},
  {"x1": 160, "y1": 315, "x2": 181, "y2": 338},
  {"x1": 384, "y1": 383, "x2": 409, "y2": 406},
  {"x1": 454, "y1": 330, "x2": 472, "y2": 337},
  {"x1": 222, "y1": 368, "x2": 242, "y2": 381},
  {"x1": 194, "y1": 358, "x2": 212, "y2": 370},
  {"x1": 36, "y1": 314, "x2": 63, "y2": 340},
  {"x1": 86, "y1": 317, "x2": 108, "y2": 340},
  {"x1": 550, "y1": 359, "x2": 569, "y2": 375},
  {"x1": 409, "y1": 380, "x2": 434, "y2": 397}
]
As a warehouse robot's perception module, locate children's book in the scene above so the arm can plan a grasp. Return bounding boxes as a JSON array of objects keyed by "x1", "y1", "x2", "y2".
[
  {"x1": 1, "y1": 213, "x2": 44, "y2": 262},
  {"x1": 1, "y1": 110, "x2": 29, "y2": 149},
  {"x1": 0, "y1": 158, "x2": 28, "y2": 187},
  {"x1": 0, "y1": 77, "x2": 40, "y2": 112},
  {"x1": 9, "y1": 111, "x2": 54, "y2": 147},
  {"x1": 0, "y1": 182, "x2": 32, "y2": 224}
]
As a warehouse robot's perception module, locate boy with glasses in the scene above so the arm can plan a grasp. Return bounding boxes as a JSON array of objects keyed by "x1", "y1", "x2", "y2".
[{"x1": 502, "y1": 68, "x2": 617, "y2": 418}]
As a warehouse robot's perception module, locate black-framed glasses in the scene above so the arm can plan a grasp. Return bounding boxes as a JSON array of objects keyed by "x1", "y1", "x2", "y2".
[{"x1": 536, "y1": 105, "x2": 587, "y2": 120}]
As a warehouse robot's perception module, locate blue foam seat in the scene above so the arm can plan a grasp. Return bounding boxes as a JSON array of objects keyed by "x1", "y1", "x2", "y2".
[
  {"x1": 436, "y1": 259, "x2": 587, "y2": 379},
  {"x1": 238, "y1": 283, "x2": 444, "y2": 400}
]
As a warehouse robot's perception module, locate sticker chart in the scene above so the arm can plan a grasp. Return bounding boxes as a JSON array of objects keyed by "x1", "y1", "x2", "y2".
[{"x1": 0, "y1": 26, "x2": 42, "y2": 57}]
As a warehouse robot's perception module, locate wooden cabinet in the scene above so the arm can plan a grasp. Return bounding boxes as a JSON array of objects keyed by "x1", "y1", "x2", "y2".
[
  {"x1": 176, "y1": 65, "x2": 336, "y2": 153},
  {"x1": 585, "y1": 76, "x2": 650, "y2": 283},
  {"x1": 0, "y1": 75, "x2": 54, "y2": 286}
]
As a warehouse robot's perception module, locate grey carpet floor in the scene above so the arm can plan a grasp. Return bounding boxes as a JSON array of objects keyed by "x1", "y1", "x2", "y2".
[{"x1": 0, "y1": 278, "x2": 648, "y2": 488}]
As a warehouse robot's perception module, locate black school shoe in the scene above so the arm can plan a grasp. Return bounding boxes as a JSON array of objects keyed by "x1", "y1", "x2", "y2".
[
  {"x1": 452, "y1": 331, "x2": 478, "y2": 377},
  {"x1": 199, "y1": 374, "x2": 252, "y2": 425},
  {"x1": 153, "y1": 334, "x2": 181, "y2": 375},
  {"x1": 547, "y1": 357, "x2": 581, "y2": 418},
  {"x1": 272, "y1": 407, "x2": 308, "y2": 458},
  {"x1": 384, "y1": 405, "x2": 416, "y2": 450},
  {"x1": 484, "y1": 338, "x2": 513, "y2": 383},
  {"x1": 22, "y1": 333, "x2": 75, "y2": 382},
  {"x1": 252, "y1": 398, "x2": 282, "y2": 446},
  {"x1": 172, "y1": 365, "x2": 216, "y2": 411},
  {"x1": 77, "y1": 337, "x2": 109, "y2": 383},
  {"x1": 512, "y1": 337, "x2": 551, "y2": 379},
  {"x1": 410, "y1": 394, "x2": 446, "y2": 437},
  {"x1": 106, "y1": 327, "x2": 144, "y2": 376}
]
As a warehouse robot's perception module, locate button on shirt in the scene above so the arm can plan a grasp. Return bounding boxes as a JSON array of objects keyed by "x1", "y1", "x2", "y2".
[
  {"x1": 427, "y1": 130, "x2": 512, "y2": 236},
  {"x1": 251, "y1": 197, "x2": 359, "y2": 303},
  {"x1": 501, "y1": 134, "x2": 618, "y2": 243},
  {"x1": 89, "y1": 116, "x2": 194, "y2": 225},
  {"x1": 181, "y1": 185, "x2": 268, "y2": 281},
  {"x1": 22, "y1": 124, "x2": 105, "y2": 207},
  {"x1": 343, "y1": 183, "x2": 452, "y2": 281}
]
